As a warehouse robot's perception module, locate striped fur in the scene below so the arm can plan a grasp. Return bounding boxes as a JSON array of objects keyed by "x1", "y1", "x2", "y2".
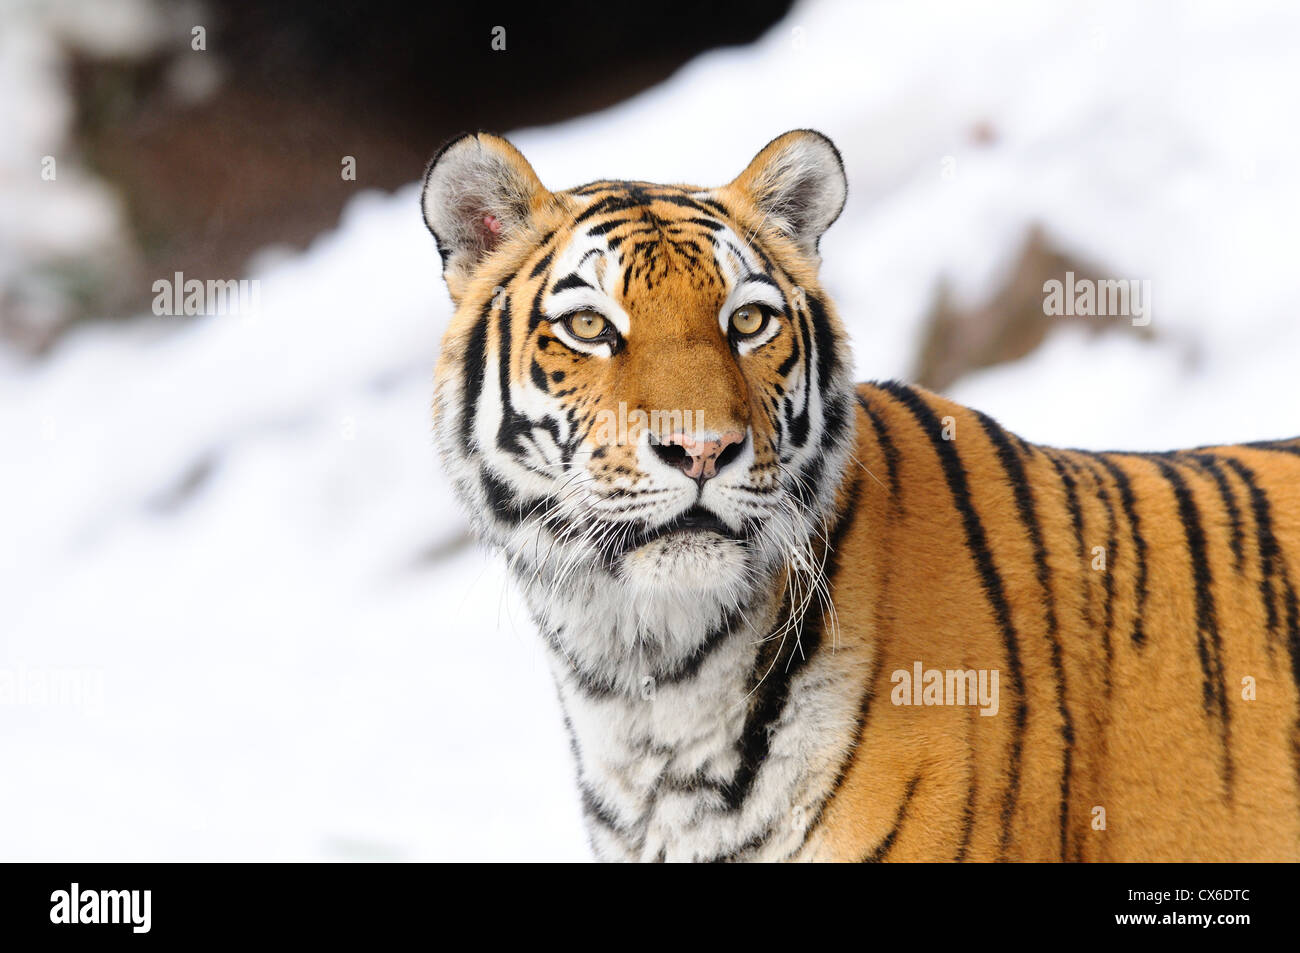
[{"x1": 423, "y1": 131, "x2": 1300, "y2": 861}]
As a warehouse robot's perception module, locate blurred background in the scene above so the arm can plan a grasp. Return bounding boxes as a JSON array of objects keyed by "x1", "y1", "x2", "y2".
[{"x1": 2, "y1": 0, "x2": 1298, "y2": 861}]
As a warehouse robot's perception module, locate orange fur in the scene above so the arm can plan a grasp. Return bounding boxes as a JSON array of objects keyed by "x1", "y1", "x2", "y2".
[{"x1": 811, "y1": 388, "x2": 1300, "y2": 860}]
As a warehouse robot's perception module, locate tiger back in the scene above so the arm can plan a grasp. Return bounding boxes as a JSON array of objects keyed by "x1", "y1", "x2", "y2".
[{"x1": 823, "y1": 385, "x2": 1300, "y2": 860}]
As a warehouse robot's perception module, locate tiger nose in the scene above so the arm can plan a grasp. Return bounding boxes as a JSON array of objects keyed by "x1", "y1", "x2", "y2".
[{"x1": 651, "y1": 431, "x2": 747, "y2": 482}]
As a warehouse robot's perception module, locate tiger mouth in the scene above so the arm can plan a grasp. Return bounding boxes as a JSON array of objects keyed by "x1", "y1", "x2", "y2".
[{"x1": 612, "y1": 505, "x2": 747, "y2": 557}]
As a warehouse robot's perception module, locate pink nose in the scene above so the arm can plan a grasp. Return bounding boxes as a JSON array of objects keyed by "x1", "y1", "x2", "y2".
[{"x1": 652, "y1": 431, "x2": 746, "y2": 482}]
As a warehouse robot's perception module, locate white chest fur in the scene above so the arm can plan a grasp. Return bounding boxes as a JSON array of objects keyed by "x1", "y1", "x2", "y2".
[{"x1": 520, "y1": 570, "x2": 866, "y2": 862}]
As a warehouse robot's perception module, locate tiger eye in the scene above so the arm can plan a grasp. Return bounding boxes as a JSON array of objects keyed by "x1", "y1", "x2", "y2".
[
  {"x1": 567, "y1": 310, "x2": 609, "y2": 340},
  {"x1": 730, "y1": 305, "x2": 766, "y2": 337}
]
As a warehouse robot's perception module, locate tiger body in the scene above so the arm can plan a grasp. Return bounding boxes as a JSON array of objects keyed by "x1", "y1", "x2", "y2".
[
  {"x1": 807, "y1": 390, "x2": 1300, "y2": 861},
  {"x1": 422, "y1": 130, "x2": 1300, "y2": 861}
]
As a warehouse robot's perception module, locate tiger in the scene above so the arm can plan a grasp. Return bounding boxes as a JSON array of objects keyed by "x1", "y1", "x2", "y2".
[{"x1": 421, "y1": 128, "x2": 1300, "y2": 862}]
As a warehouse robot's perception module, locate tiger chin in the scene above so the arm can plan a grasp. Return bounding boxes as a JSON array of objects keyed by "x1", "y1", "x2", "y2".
[{"x1": 421, "y1": 129, "x2": 1300, "y2": 862}]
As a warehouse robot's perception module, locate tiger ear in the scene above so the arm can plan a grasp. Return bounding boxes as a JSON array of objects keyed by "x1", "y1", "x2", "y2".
[
  {"x1": 421, "y1": 132, "x2": 550, "y2": 301},
  {"x1": 725, "y1": 130, "x2": 847, "y2": 256}
]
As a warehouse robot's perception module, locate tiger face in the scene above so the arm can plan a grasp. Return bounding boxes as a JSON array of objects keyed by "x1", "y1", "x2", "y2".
[{"x1": 423, "y1": 131, "x2": 855, "y2": 629}]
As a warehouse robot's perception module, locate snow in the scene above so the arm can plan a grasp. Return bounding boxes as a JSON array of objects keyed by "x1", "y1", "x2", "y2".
[{"x1": 2, "y1": 0, "x2": 1298, "y2": 860}]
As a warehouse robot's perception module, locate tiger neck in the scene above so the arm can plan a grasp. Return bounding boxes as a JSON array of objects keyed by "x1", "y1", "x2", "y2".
[{"x1": 516, "y1": 474, "x2": 865, "y2": 862}]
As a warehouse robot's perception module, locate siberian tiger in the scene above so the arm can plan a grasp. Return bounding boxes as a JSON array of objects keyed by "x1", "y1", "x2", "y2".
[{"x1": 421, "y1": 129, "x2": 1300, "y2": 862}]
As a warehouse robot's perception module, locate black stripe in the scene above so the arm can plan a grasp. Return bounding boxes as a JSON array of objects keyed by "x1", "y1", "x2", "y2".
[
  {"x1": 955, "y1": 775, "x2": 977, "y2": 862},
  {"x1": 821, "y1": 390, "x2": 850, "y2": 450},
  {"x1": 655, "y1": 771, "x2": 729, "y2": 797},
  {"x1": 806, "y1": 292, "x2": 841, "y2": 396},
  {"x1": 1153, "y1": 458, "x2": 1233, "y2": 793},
  {"x1": 1223, "y1": 457, "x2": 1282, "y2": 647},
  {"x1": 859, "y1": 776, "x2": 920, "y2": 862},
  {"x1": 775, "y1": 305, "x2": 802, "y2": 379},
  {"x1": 547, "y1": 608, "x2": 743, "y2": 700},
  {"x1": 561, "y1": 708, "x2": 639, "y2": 857},
  {"x1": 1098, "y1": 455, "x2": 1149, "y2": 647},
  {"x1": 541, "y1": 627, "x2": 616, "y2": 697},
  {"x1": 705, "y1": 825, "x2": 778, "y2": 864},
  {"x1": 569, "y1": 183, "x2": 724, "y2": 229},
  {"x1": 877, "y1": 381, "x2": 1027, "y2": 858},
  {"x1": 1075, "y1": 455, "x2": 1117, "y2": 692},
  {"x1": 786, "y1": 303, "x2": 816, "y2": 449},
  {"x1": 975, "y1": 412, "x2": 1074, "y2": 861},
  {"x1": 528, "y1": 359, "x2": 549, "y2": 393},
  {"x1": 699, "y1": 197, "x2": 733, "y2": 219},
  {"x1": 684, "y1": 216, "x2": 724, "y2": 230},
  {"x1": 585, "y1": 219, "x2": 625, "y2": 237},
  {"x1": 1187, "y1": 453, "x2": 1245, "y2": 570},
  {"x1": 723, "y1": 470, "x2": 863, "y2": 811},
  {"x1": 1224, "y1": 458, "x2": 1300, "y2": 681},
  {"x1": 645, "y1": 191, "x2": 719, "y2": 214},
  {"x1": 551, "y1": 272, "x2": 592, "y2": 294},
  {"x1": 572, "y1": 194, "x2": 637, "y2": 226},
  {"x1": 458, "y1": 305, "x2": 490, "y2": 447},
  {"x1": 741, "y1": 272, "x2": 780, "y2": 289},
  {"x1": 1244, "y1": 439, "x2": 1300, "y2": 458},
  {"x1": 528, "y1": 248, "x2": 554, "y2": 279},
  {"x1": 661, "y1": 609, "x2": 744, "y2": 685},
  {"x1": 579, "y1": 784, "x2": 634, "y2": 839},
  {"x1": 480, "y1": 466, "x2": 534, "y2": 527},
  {"x1": 1050, "y1": 454, "x2": 1102, "y2": 860},
  {"x1": 569, "y1": 181, "x2": 616, "y2": 196},
  {"x1": 526, "y1": 281, "x2": 550, "y2": 331},
  {"x1": 1222, "y1": 457, "x2": 1300, "y2": 809},
  {"x1": 1047, "y1": 452, "x2": 1091, "y2": 625},
  {"x1": 494, "y1": 293, "x2": 530, "y2": 454},
  {"x1": 856, "y1": 393, "x2": 901, "y2": 493}
]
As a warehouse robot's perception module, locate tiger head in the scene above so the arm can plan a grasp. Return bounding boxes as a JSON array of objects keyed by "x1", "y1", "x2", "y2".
[{"x1": 423, "y1": 130, "x2": 855, "y2": 628}]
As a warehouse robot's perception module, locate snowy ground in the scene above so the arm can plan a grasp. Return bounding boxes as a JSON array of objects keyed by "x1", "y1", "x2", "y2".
[{"x1": 2, "y1": 0, "x2": 1298, "y2": 860}]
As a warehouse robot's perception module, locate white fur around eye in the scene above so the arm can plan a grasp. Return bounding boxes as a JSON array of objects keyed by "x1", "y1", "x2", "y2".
[
  {"x1": 547, "y1": 287, "x2": 627, "y2": 325},
  {"x1": 542, "y1": 236, "x2": 631, "y2": 337}
]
